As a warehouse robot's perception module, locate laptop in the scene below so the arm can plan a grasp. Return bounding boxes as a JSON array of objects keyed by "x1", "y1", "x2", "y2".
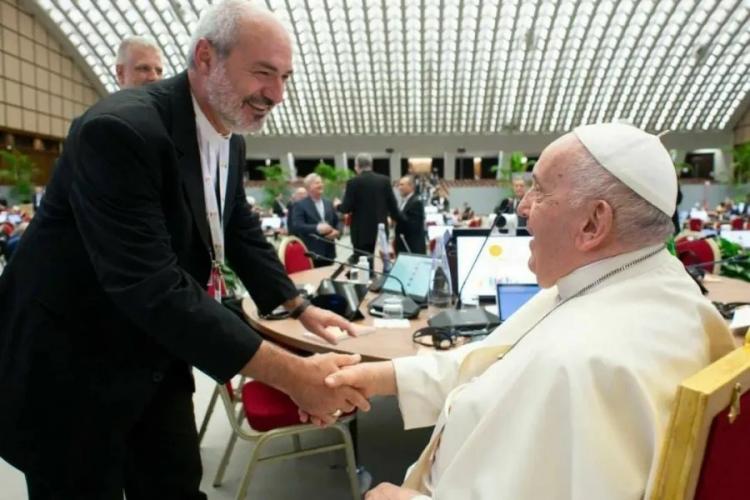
[
  {"x1": 369, "y1": 253, "x2": 433, "y2": 318},
  {"x1": 496, "y1": 283, "x2": 540, "y2": 321}
]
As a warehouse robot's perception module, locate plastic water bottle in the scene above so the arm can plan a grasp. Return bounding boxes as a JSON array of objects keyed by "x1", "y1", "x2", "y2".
[
  {"x1": 428, "y1": 234, "x2": 452, "y2": 308},
  {"x1": 357, "y1": 256, "x2": 370, "y2": 284},
  {"x1": 376, "y1": 223, "x2": 392, "y2": 273}
]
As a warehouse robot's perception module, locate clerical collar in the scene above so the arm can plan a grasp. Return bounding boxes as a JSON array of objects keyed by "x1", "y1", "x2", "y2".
[
  {"x1": 191, "y1": 95, "x2": 231, "y2": 145},
  {"x1": 555, "y1": 243, "x2": 667, "y2": 301}
]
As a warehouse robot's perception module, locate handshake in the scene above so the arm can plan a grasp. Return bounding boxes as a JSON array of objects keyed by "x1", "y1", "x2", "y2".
[{"x1": 288, "y1": 352, "x2": 394, "y2": 427}]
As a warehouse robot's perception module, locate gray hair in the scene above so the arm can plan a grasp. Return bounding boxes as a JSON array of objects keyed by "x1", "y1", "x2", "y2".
[
  {"x1": 187, "y1": 0, "x2": 266, "y2": 68},
  {"x1": 303, "y1": 173, "x2": 322, "y2": 189},
  {"x1": 116, "y1": 36, "x2": 161, "y2": 65},
  {"x1": 355, "y1": 153, "x2": 372, "y2": 170},
  {"x1": 566, "y1": 138, "x2": 674, "y2": 246},
  {"x1": 400, "y1": 175, "x2": 415, "y2": 187}
]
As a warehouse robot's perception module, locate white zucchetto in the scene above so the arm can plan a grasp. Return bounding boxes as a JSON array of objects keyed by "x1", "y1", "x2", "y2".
[{"x1": 574, "y1": 123, "x2": 677, "y2": 216}]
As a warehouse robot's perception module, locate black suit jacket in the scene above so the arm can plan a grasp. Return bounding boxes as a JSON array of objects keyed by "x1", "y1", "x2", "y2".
[
  {"x1": 395, "y1": 195, "x2": 426, "y2": 254},
  {"x1": 339, "y1": 170, "x2": 399, "y2": 250},
  {"x1": 0, "y1": 72, "x2": 297, "y2": 472},
  {"x1": 291, "y1": 196, "x2": 338, "y2": 260},
  {"x1": 494, "y1": 197, "x2": 528, "y2": 227}
]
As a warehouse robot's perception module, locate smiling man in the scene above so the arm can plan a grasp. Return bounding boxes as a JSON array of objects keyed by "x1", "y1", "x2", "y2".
[
  {"x1": 323, "y1": 123, "x2": 735, "y2": 500},
  {"x1": 0, "y1": 1, "x2": 370, "y2": 499}
]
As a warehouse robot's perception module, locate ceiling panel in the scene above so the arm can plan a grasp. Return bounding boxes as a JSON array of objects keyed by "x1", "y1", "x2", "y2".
[{"x1": 33, "y1": 0, "x2": 750, "y2": 136}]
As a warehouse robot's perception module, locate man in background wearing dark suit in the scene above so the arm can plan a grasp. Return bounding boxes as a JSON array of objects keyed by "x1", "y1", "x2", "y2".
[
  {"x1": 494, "y1": 175, "x2": 529, "y2": 226},
  {"x1": 292, "y1": 173, "x2": 339, "y2": 267},
  {"x1": 338, "y1": 153, "x2": 400, "y2": 265},
  {"x1": 395, "y1": 175, "x2": 426, "y2": 254},
  {"x1": 0, "y1": 2, "x2": 368, "y2": 499},
  {"x1": 286, "y1": 186, "x2": 307, "y2": 233}
]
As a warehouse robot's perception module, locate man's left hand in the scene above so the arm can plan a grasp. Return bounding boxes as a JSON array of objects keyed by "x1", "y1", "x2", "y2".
[
  {"x1": 324, "y1": 229, "x2": 340, "y2": 240},
  {"x1": 365, "y1": 482, "x2": 422, "y2": 500},
  {"x1": 298, "y1": 305, "x2": 357, "y2": 344}
]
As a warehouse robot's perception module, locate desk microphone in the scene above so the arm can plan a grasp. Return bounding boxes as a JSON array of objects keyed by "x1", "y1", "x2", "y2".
[
  {"x1": 428, "y1": 217, "x2": 503, "y2": 331},
  {"x1": 455, "y1": 215, "x2": 503, "y2": 309},
  {"x1": 685, "y1": 254, "x2": 750, "y2": 270},
  {"x1": 309, "y1": 234, "x2": 381, "y2": 261},
  {"x1": 399, "y1": 234, "x2": 413, "y2": 253},
  {"x1": 304, "y1": 251, "x2": 409, "y2": 298},
  {"x1": 304, "y1": 251, "x2": 421, "y2": 318}
]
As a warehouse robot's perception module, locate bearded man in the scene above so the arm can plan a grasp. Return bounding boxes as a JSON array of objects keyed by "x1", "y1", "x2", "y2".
[{"x1": 0, "y1": 1, "x2": 370, "y2": 498}]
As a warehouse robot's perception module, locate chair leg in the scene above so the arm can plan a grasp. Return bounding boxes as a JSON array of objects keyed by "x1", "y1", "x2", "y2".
[
  {"x1": 198, "y1": 385, "x2": 220, "y2": 444},
  {"x1": 213, "y1": 409, "x2": 245, "y2": 487},
  {"x1": 292, "y1": 434, "x2": 302, "y2": 452},
  {"x1": 235, "y1": 435, "x2": 270, "y2": 500},
  {"x1": 334, "y1": 424, "x2": 361, "y2": 500}
]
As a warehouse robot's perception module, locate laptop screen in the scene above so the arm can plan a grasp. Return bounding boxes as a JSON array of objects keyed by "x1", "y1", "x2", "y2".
[
  {"x1": 455, "y1": 234, "x2": 536, "y2": 301},
  {"x1": 381, "y1": 253, "x2": 433, "y2": 301},
  {"x1": 496, "y1": 283, "x2": 540, "y2": 321}
]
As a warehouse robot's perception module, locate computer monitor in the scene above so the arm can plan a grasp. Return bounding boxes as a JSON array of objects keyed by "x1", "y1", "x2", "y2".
[
  {"x1": 455, "y1": 233, "x2": 536, "y2": 301},
  {"x1": 381, "y1": 252, "x2": 434, "y2": 302},
  {"x1": 496, "y1": 283, "x2": 540, "y2": 321},
  {"x1": 721, "y1": 230, "x2": 750, "y2": 248}
]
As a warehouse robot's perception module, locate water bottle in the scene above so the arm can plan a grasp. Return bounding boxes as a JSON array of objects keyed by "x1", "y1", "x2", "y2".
[
  {"x1": 357, "y1": 256, "x2": 370, "y2": 284},
  {"x1": 376, "y1": 223, "x2": 392, "y2": 273},
  {"x1": 428, "y1": 234, "x2": 452, "y2": 308}
]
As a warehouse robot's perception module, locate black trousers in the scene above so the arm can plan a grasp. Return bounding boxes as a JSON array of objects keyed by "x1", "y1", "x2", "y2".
[{"x1": 25, "y1": 365, "x2": 206, "y2": 500}]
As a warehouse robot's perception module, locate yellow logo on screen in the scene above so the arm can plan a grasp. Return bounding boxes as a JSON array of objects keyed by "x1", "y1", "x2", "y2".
[{"x1": 488, "y1": 244, "x2": 503, "y2": 257}]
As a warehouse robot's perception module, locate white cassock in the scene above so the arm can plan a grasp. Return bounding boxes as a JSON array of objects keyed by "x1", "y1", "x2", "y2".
[{"x1": 393, "y1": 245, "x2": 735, "y2": 500}]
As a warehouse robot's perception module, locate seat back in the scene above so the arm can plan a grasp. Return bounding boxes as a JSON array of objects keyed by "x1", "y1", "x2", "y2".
[
  {"x1": 650, "y1": 335, "x2": 750, "y2": 500},
  {"x1": 277, "y1": 236, "x2": 313, "y2": 274},
  {"x1": 689, "y1": 218, "x2": 704, "y2": 231},
  {"x1": 731, "y1": 217, "x2": 745, "y2": 230},
  {"x1": 675, "y1": 236, "x2": 721, "y2": 274}
]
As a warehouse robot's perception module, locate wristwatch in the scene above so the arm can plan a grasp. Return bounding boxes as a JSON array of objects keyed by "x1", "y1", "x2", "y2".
[{"x1": 289, "y1": 298, "x2": 311, "y2": 319}]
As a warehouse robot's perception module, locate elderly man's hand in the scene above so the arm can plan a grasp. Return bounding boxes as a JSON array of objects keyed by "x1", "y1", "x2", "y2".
[
  {"x1": 289, "y1": 353, "x2": 371, "y2": 426},
  {"x1": 365, "y1": 482, "x2": 422, "y2": 500},
  {"x1": 298, "y1": 305, "x2": 357, "y2": 344}
]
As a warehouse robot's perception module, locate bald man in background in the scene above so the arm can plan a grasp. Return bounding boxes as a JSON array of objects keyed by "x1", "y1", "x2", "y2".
[{"x1": 115, "y1": 35, "x2": 164, "y2": 88}]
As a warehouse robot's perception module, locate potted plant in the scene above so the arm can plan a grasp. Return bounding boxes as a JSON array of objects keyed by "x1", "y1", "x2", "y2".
[
  {"x1": 0, "y1": 148, "x2": 38, "y2": 203},
  {"x1": 490, "y1": 151, "x2": 527, "y2": 197},
  {"x1": 314, "y1": 161, "x2": 353, "y2": 200},
  {"x1": 257, "y1": 163, "x2": 289, "y2": 209}
]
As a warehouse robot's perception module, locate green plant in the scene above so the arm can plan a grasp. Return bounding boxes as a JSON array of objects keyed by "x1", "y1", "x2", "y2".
[
  {"x1": 314, "y1": 161, "x2": 353, "y2": 200},
  {"x1": 717, "y1": 237, "x2": 750, "y2": 282},
  {"x1": 257, "y1": 163, "x2": 289, "y2": 209},
  {"x1": 490, "y1": 151, "x2": 527, "y2": 198},
  {"x1": 732, "y1": 143, "x2": 750, "y2": 185},
  {"x1": 0, "y1": 148, "x2": 38, "y2": 203}
]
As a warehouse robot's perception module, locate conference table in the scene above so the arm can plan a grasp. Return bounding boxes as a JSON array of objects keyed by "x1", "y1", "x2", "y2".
[{"x1": 242, "y1": 266, "x2": 750, "y2": 361}]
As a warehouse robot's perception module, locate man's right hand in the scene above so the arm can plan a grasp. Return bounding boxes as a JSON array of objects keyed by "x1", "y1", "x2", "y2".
[{"x1": 288, "y1": 352, "x2": 372, "y2": 426}]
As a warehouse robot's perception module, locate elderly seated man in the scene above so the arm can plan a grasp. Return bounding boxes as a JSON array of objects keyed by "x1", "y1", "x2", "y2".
[{"x1": 321, "y1": 123, "x2": 735, "y2": 500}]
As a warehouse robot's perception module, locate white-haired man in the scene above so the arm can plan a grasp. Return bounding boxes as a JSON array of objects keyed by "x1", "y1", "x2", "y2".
[
  {"x1": 0, "y1": 2, "x2": 369, "y2": 498},
  {"x1": 292, "y1": 173, "x2": 340, "y2": 267},
  {"x1": 115, "y1": 35, "x2": 164, "y2": 88},
  {"x1": 324, "y1": 123, "x2": 735, "y2": 499}
]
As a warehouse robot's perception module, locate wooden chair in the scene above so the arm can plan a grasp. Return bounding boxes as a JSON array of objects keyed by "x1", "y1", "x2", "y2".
[
  {"x1": 277, "y1": 236, "x2": 313, "y2": 274},
  {"x1": 650, "y1": 333, "x2": 750, "y2": 500},
  {"x1": 212, "y1": 380, "x2": 359, "y2": 500}
]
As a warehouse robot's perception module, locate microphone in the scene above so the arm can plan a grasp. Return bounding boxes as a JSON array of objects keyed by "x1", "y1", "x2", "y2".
[
  {"x1": 455, "y1": 215, "x2": 503, "y2": 309},
  {"x1": 685, "y1": 254, "x2": 750, "y2": 270},
  {"x1": 399, "y1": 233, "x2": 413, "y2": 253},
  {"x1": 309, "y1": 234, "x2": 381, "y2": 261},
  {"x1": 304, "y1": 251, "x2": 409, "y2": 297}
]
